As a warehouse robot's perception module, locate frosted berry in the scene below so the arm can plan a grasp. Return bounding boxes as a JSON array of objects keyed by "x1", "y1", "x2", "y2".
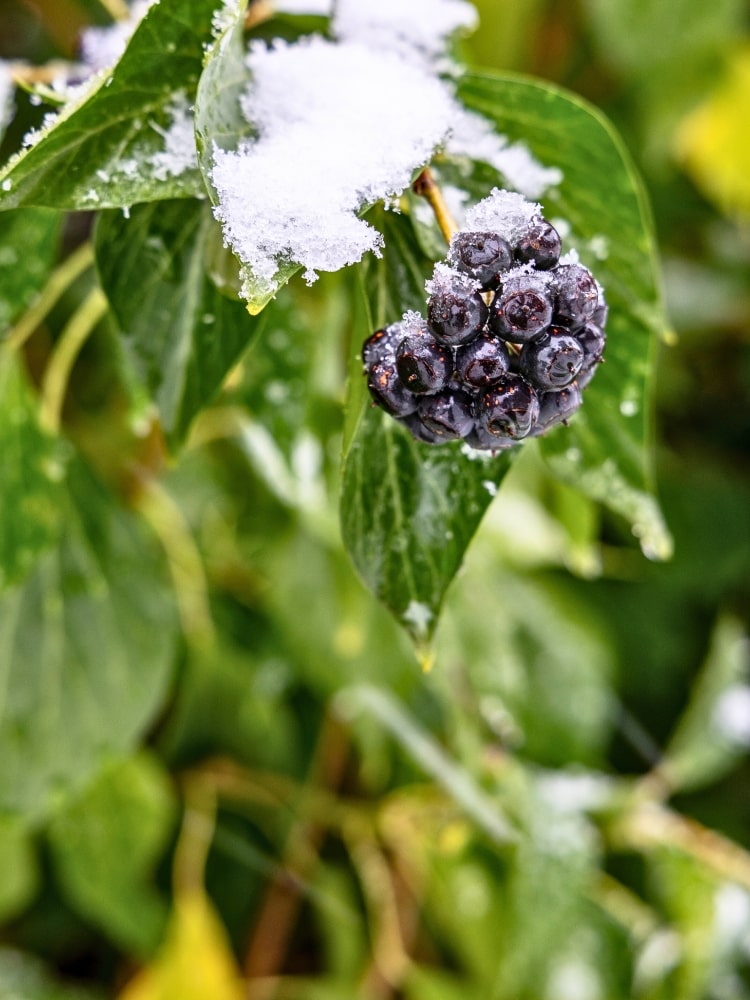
[
  {"x1": 477, "y1": 374, "x2": 540, "y2": 441},
  {"x1": 417, "y1": 390, "x2": 475, "y2": 441},
  {"x1": 449, "y1": 231, "x2": 513, "y2": 290},
  {"x1": 553, "y1": 263, "x2": 598, "y2": 329},
  {"x1": 520, "y1": 326, "x2": 585, "y2": 390},
  {"x1": 396, "y1": 332, "x2": 451, "y2": 394},
  {"x1": 362, "y1": 323, "x2": 403, "y2": 368},
  {"x1": 515, "y1": 217, "x2": 561, "y2": 270},
  {"x1": 531, "y1": 383, "x2": 583, "y2": 434},
  {"x1": 367, "y1": 359, "x2": 418, "y2": 417},
  {"x1": 489, "y1": 273, "x2": 554, "y2": 343},
  {"x1": 427, "y1": 276, "x2": 488, "y2": 346},
  {"x1": 455, "y1": 331, "x2": 511, "y2": 389}
]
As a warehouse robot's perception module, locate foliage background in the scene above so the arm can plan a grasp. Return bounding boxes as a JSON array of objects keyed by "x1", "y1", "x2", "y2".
[{"x1": 0, "y1": 1, "x2": 749, "y2": 998}]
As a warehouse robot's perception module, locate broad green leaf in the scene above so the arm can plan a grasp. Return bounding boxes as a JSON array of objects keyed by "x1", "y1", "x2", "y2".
[
  {"x1": 456, "y1": 71, "x2": 671, "y2": 560},
  {"x1": 0, "y1": 346, "x2": 68, "y2": 590},
  {"x1": 0, "y1": 0, "x2": 219, "y2": 211},
  {"x1": 48, "y1": 753, "x2": 176, "y2": 958},
  {"x1": 340, "y1": 208, "x2": 512, "y2": 647},
  {"x1": 0, "y1": 818, "x2": 38, "y2": 921},
  {"x1": 0, "y1": 460, "x2": 178, "y2": 821},
  {"x1": 0, "y1": 207, "x2": 61, "y2": 333},
  {"x1": 95, "y1": 199, "x2": 263, "y2": 446},
  {"x1": 194, "y1": 1, "x2": 301, "y2": 313}
]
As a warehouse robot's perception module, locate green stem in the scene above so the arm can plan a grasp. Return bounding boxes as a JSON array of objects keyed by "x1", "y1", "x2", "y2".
[
  {"x1": 5, "y1": 242, "x2": 95, "y2": 353},
  {"x1": 39, "y1": 286, "x2": 107, "y2": 434}
]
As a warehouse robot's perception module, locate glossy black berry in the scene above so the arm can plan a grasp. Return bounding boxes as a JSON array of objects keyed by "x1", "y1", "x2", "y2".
[
  {"x1": 427, "y1": 275, "x2": 488, "y2": 346},
  {"x1": 455, "y1": 331, "x2": 511, "y2": 389},
  {"x1": 464, "y1": 424, "x2": 517, "y2": 452},
  {"x1": 576, "y1": 321, "x2": 607, "y2": 368},
  {"x1": 449, "y1": 231, "x2": 513, "y2": 290},
  {"x1": 417, "y1": 390, "x2": 475, "y2": 441},
  {"x1": 367, "y1": 358, "x2": 418, "y2": 417},
  {"x1": 477, "y1": 374, "x2": 540, "y2": 440},
  {"x1": 520, "y1": 326, "x2": 585, "y2": 390},
  {"x1": 592, "y1": 284, "x2": 608, "y2": 327},
  {"x1": 396, "y1": 332, "x2": 451, "y2": 394},
  {"x1": 399, "y1": 413, "x2": 445, "y2": 445},
  {"x1": 489, "y1": 274, "x2": 554, "y2": 344},
  {"x1": 362, "y1": 323, "x2": 404, "y2": 368},
  {"x1": 553, "y1": 263, "x2": 599, "y2": 329},
  {"x1": 514, "y1": 217, "x2": 561, "y2": 270},
  {"x1": 530, "y1": 383, "x2": 583, "y2": 434}
]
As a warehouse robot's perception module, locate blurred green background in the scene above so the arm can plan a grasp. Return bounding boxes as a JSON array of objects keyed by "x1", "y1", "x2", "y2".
[{"x1": 0, "y1": 1, "x2": 749, "y2": 998}]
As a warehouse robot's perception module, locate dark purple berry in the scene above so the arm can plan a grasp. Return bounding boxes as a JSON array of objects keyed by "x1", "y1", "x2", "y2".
[
  {"x1": 427, "y1": 274, "x2": 488, "y2": 346},
  {"x1": 576, "y1": 321, "x2": 607, "y2": 368},
  {"x1": 575, "y1": 361, "x2": 602, "y2": 390},
  {"x1": 362, "y1": 323, "x2": 404, "y2": 368},
  {"x1": 399, "y1": 413, "x2": 445, "y2": 445},
  {"x1": 530, "y1": 384, "x2": 583, "y2": 435},
  {"x1": 520, "y1": 326, "x2": 585, "y2": 390},
  {"x1": 464, "y1": 424, "x2": 517, "y2": 452},
  {"x1": 592, "y1": 284, "x2": 608, "y2": 327},
  {"x1": 455, "y1": 331, "x2": 511, "y2": 389},
  {"x1": 367, "y1": 358, "x2": 418, "y2": 417},
  {"x1": 514, "y1": 217, "x2": 561, "y2": 270},
  {"x1": 477, "y1": 374, "x2": 540, "y2": 441},
  {"x1": 417, "y1": 390, "x2": 475, "y2": 440},
  {"x1": 489, "y1": 273, "x2": 554, "y2": 344},
  {"x1": 553, "y1": 263, "x2": 598, "y2": 329},
  {"x1": 396, "y1": 332, "x2": 451, "y2": 394},
  {"x1": 449, "y1": 231, "x2": 513, "y2": 290}
]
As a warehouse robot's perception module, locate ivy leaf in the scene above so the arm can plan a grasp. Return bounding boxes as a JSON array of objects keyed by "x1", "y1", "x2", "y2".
[
  {"x1": 48, "y1": 754, "x2": 176, "y2": 958},
  {"x1": 456, "y1": 71, "x2": 672, "y2": 559},
  {"x1": 0, "y1": 208, "x2": 61, "y2": 333},
  {"x1": 0, "y1": 0, "x2": 219, "y2": 212},
  {"x1": 340, "y1": 208, "x2": 512, "y2": 650},
  {"x1": 0, "y1": 346, "x2": 68, "y2": 590},
  {"x1": 0, "y1": 460, "x2": 178, "y2": 822},
  {"x1": 95, "y1": 199, "x2": 264, "y2": 447}
]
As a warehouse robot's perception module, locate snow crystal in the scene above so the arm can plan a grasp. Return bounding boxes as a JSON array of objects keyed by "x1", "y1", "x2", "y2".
[
  {"x1": 150, "y1": 92, "x2": 198, "y2": 180},
  {"x1": 713, "y1": 684, "x2": 750, "y2": 747},
  {"x1": 402, "y1": 600, "x2": 433, "y2": 637},
  {"x1": 333, "y1": 0, "x2": 477, "y2": 60},
  {"x1": 0, "y1": 62, "x2": 15, "y2": 136},
  {"x1": 276, "y1": 0, "x2": 332, "y2": 13},
  {"x1": 445, "y1": 110, "x2": 563, "y2": 199},
  {"x1": 463, "y1": 188, "x2": 542, "y2": 244},
  {"x1": 211, "y1": 36, "x2": 456, "y2": 297},
  {"x1": 79, "y1": 0, "x2": 157, "y2": 73},
  {"x1": 426, "y1": 260, "x2": 480, "y2": 297}
]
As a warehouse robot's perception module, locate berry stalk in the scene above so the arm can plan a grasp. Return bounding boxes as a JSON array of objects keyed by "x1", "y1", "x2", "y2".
[{"x1": 412, "y1": 166, "x2": 458, "y2": 245}]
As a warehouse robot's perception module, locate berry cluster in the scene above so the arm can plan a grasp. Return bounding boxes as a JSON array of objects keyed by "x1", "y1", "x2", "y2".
[{"x1": 362, "y1": 192, "x2": 607, "y2": 452}]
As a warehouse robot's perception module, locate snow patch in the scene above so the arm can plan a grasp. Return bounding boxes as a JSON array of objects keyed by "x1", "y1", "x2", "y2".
[
  {"x1": 463, "y1": 188, "x2": 542, "y2": 243},
  {"x1": 333, "y1": 0, "x2": 477, "y2": 60},
  {"x1": 150, "y1": 91, "x2": 198, "y2": 180},
  {"x1": 79, "y1": 0, "x2": 157, "y2": 73},
  {"x1": 0, "y1": 61, "x2": 15, "y2": 137}
]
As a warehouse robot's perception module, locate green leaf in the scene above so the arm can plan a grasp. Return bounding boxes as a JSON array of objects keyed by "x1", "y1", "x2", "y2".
[
  {"x1": 95, "y1": 199, "x2": 263, "y2": 446},
  {"x1": 194, "y1": 0, "x2": 304, "y2": 314},
  {"x1": 0, "y1": 818, "x2": 38, "y2": 922},
  {"x1": 340, "y1": 208, "x2": 512, "y2": 647},
  {"x1": 0, "y1": 346, "x2": 68, "y2": 590},
  {"x1": 456, "y1": 71, "x2": 671, "y2": 559},
  {"x1": 0, "y1": 460, "x2": 178, "y2": 821},
  {"x1": 0, "y1": 0, "x2": 219, "y2": 211},
  {"x1": 48, "y1": 753, "x2": 176, "y2": 958},
  {"x1": 0, "y1": 208, "x2": 61, "y2": 333}
]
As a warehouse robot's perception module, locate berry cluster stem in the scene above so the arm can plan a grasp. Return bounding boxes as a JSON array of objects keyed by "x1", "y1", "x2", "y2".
[{"x1": 412, "y1": 167, "x2": 458, "y2": 246}]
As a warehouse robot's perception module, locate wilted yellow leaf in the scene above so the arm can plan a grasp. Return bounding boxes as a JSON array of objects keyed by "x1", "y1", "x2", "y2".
[
  {"x1": 676, "y1": 46, "x2": 750, "y2": 217},
  {"x1": 118, "y1": 890, "x2": 245, "y2": 1000}
]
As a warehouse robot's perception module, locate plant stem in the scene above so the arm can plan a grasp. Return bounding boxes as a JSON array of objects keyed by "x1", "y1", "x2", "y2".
[
  {"x1": 39, "y1": 286, "x2": 107, "y2": 434},
  {"x1": 94, "y1": 0, "x2": 130, "y2": 21},
  {"x1": 5, "y1": 242, "x2": 95, "y2": 353},
  {"x1": 412, "y1": 166, "x2": 458, "y2": 245}
]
